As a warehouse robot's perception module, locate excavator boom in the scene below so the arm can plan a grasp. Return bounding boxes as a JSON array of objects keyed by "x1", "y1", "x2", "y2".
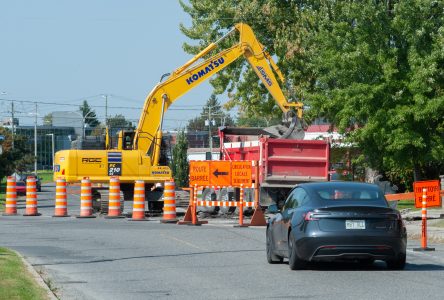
[{"x1": 134, "y1": 23, "x2": 303, "y2": 165}]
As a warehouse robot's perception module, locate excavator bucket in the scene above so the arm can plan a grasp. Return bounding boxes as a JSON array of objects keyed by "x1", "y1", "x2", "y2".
[{"x1": 263, "y1": 110, "x2": 305, "y2": 140}]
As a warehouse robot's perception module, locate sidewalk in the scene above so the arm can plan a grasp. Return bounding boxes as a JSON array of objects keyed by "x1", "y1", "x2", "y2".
[{"x1": 402, "y1": 207, "x2": 444, "y2": 243}]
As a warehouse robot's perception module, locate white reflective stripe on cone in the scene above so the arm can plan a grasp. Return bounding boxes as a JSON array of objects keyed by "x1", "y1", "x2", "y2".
[{"x1": 163, "y1": 212, "x2": 176, "y2": 215}]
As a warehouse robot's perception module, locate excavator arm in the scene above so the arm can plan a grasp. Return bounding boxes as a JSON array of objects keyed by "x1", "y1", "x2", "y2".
[{"x1": 133, "y1": 23, "x2": 303, "y2": 165}]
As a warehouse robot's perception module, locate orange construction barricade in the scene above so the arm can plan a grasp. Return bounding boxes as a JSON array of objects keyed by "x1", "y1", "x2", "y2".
[
  {"x1": 76, "y1": 177, "x2": 96, "y2": 218},
  {"x1": 106, "y1": 176, "x2": 124, "y2": 219},
  {"x1": 3, "y1": 176, "x2": 17, "y2": 216},
  {"x1": 23, "y1": 176, "x2": 40, "y2": 216},
  {"x1": 53, "y1": 177, "x2": 69, "y2": 217},
  {"x1": 413, "y1": 188, "x2": 435, "y2": 251},
  {"x1": 161, "y1": 179, "x2": 178, "y2": 223},
  {"x1": 130, "y1": 180, "x2": 148, "y2": 221}
]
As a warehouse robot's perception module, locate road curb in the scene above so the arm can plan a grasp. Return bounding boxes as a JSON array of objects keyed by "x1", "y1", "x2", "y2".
[{"x1": 12, "y1": 249, "x2": 58, "y2": 300}]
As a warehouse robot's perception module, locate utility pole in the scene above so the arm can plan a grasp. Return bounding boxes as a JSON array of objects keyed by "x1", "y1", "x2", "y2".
[
  {"x1": 34, "y1": 102, "x2": 38, "y2": 175},
  {"x1": 208, "y1": 105, "x2": 212, "y2": 159},
  {"x1": 11, "y1": 102, "x2": 15, "y2": 149},
  {"x1": 103, "y1": 94, "x2": 108, "y2": 126}
]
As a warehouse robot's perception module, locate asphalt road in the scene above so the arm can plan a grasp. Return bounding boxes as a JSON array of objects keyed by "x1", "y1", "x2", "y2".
[{"x1": 1, "y1": 183, "x2": 444, "y2": 300}]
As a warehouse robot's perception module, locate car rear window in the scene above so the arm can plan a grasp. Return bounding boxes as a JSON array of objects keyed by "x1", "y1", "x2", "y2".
[{"x1": 316, "y1": 186, "x2": 388, "y2": 206}]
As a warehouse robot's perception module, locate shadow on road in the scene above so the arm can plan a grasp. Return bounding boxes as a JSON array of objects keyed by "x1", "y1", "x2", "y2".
[
  {"x1": 282, "y1": 261, "x2": 444, "y2": 271},
  {"x1": 32, "y1": 249, "x2": 263, "y2": 266}
]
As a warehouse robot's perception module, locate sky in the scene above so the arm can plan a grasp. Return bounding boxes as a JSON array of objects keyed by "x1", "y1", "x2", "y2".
[{"x1": 0, "y1": 0, "x2": 228, "y2": 131}]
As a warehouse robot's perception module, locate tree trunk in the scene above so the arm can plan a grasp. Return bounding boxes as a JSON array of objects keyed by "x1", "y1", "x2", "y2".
[{"x1": 413, "y1": 163, "x2": 421, "y2": 182}]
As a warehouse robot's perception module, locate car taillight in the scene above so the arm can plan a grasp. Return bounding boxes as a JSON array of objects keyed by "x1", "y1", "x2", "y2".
[{"x1": 304, "y1": 211, "x2": 319, "y2": 221}]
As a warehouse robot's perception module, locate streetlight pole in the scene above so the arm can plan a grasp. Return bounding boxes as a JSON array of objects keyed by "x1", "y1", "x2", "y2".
[
  {"x1": 82, "y1": 110, "x2": 95, "y2": 143},
  {"x1": 34, "y1": 102, "x2": 38, "y2": 175},
  {"x1": 102, "y1": 94, "x2": 108, "y2": 125},
  {"x1": 11, "y1": 102, "x2": 15, "y2": 149},
  {"x1": 46, "y1": 134, "x2": 55, "y2": 170}
]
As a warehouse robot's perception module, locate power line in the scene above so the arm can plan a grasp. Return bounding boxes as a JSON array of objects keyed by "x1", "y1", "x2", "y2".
[{"x1": 0, "y1": 97, "x2": 224, "y2": 111}]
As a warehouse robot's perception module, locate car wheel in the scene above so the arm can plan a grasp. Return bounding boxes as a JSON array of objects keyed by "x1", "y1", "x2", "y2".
[
  {"x1": 288, "y1": 232, "x2": 306, "y2": 270},
  {"x1": 266, "y1": 227, "x2": 283, "y2": 264},
  {"x1": 386, "y1": 253, "x2": 406, "y2": 270}
]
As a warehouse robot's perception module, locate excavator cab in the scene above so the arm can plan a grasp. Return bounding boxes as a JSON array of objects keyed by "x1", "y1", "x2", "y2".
[{"x1": 117, "y1": 130, "x2": 135, "y2": 150}]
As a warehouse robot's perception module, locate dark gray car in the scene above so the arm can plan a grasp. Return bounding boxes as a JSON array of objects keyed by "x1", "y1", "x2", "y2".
[
  {"x1": 21, "y1": 174, "x2": 42, "y2": 192},
  {"x1": 266, "y1": 182, "x2": 407, "y2": 270}
]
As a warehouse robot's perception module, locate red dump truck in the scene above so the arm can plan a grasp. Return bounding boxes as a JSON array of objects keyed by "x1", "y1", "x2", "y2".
[{"x1": 218, "y1": 127, "x2": 330, "y2": 208}]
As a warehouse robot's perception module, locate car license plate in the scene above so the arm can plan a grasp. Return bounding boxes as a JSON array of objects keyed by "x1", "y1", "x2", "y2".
[{"x1": 345, "y1": 220, "x2": 365, "y2": 230}]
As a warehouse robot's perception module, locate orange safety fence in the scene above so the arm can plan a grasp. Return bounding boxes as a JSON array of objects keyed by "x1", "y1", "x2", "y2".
[
  {"x1": 385, "y1": 190, "x2": 444, "y2": 201},
  {"x1": 178, "y1": 184, "x2": 266, "y2": 227}
]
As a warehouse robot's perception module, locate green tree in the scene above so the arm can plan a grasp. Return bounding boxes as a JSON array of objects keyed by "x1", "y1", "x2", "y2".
[
  {"x1": 0, "y1": 128, "x2": 34, "y2": 183},
  {"x1": 180, "y1": 0, "x2": 444, "y2": 181},
  {"x1": 43, "y1": 113, "x2": 52, "y2": 126},
  {"x1": 79, "y1": 100, "x2": 100, "y2": 128},
  {"x1": 236, "y1": 110, "x2": 281, "y2": 127},
  {"x1": 170, "y1": 130, "x2": 189, "y2": 187},
  {"x1": 187, "y1": 94, "x2": 234, "y2": 131},
  {"x1": 106, "y1": 114, "x2": 132, "y2": 128}
]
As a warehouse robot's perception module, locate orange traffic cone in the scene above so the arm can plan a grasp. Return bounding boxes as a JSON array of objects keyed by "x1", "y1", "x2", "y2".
[
  {"x1": 105, "y1": 176, "x2": 124, "y2": 218},
  {"x1": 76, "y1": 177, "x2": 96, "y2": 218},
  {"x1": 3, "y1": 176, "x2": 17, "y2": 216},
  {"x1": 23, "y1": 176, "x2": 40, "y2": 216},
  {"x1": 161, "y1": 179, "x2": 178, "y2": 223},
  {"x1": 130, "y1": 180, "x2": 148, "y2": 221},
  {"x1": 53, "y1": 177, "x2": 69, "y2": 217}
]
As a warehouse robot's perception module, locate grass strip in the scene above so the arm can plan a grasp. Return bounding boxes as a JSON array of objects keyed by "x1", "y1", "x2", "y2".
[
  {"x1": 0, "y1": 182, "x2": 4, "y2": 212},
  {"x1": 37, "y1": 171, "x2": 53, "y2": 183},
  {"x1": 0, "y1": 247, "x2": 49, "y2": 300},
  {"x1": 396, "y1": 200, "x2": 419, "y2": 210}
]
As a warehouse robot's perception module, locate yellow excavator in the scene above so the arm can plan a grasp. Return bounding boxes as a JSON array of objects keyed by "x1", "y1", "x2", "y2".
[{"x1": 53, "y1": 23, "x2": 304, "y2": 211}]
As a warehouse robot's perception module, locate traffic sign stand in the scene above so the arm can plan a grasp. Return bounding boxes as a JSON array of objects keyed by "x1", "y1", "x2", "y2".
[
  {"x1": 178, "y1": 187, "x2": 194, "y2": 225},
  {"x1": 413, "y1": 188, "x2": 435, "y2": 252},
  {"x1": 181, "y1": 185, "x2": 208, "y2": 226},
  {"x1": 242, "y1": 162, "x2": 266, "y2": 227},
  {"x1": 234, "y1": 186, "x2": 249, "y2": 227}
]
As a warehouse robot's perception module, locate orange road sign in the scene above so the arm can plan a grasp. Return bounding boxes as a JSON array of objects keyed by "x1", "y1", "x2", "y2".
[
  {"x1": 231, "y1": 161, "x2": 252, "y2": 187},
  {"x1": 209, "y1": 161, "x2": 231, "y2": 187},
  {"x1": 189, "y1": 160, "x2": 253, "y2": 187},
  {"x1": 413, "y1": 180, "x2": 441, "y2": 208},
  {"x1": 189, "y1": 161, "x2": 210, "y2": 186}
]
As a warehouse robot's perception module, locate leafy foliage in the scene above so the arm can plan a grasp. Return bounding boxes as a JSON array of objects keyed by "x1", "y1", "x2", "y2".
[
  {"x1": 187, "y1": 94, "x2": 234, "y2": 131},
  {"x1": 170, "y1": 130, "x2": 189, "y2": 187},
  {"x1": 43, "y1": 113, "x2": 52, "y2": 126},
  {"x1": 180, "y1": 0, "x2": 444, "y2": 180},
  {"x1": 106, "y1": 114, "x2": 132, "y2": 129},
  {"x1": 0, "y1": 128, "x2": 34, "y2": 183},
  {"x1": 79, "y1": 100, "x2": 100, "y2": 128}
]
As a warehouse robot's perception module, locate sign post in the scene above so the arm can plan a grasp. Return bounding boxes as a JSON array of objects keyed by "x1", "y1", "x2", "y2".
[{"x1": 413, "y1": 182, "x2": 437, "y2": 252}]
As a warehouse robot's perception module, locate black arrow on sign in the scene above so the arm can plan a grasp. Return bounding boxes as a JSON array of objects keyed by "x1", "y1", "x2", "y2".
[{"x1": 213, "y1": 169, "x2": 229, "y2": 178}]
